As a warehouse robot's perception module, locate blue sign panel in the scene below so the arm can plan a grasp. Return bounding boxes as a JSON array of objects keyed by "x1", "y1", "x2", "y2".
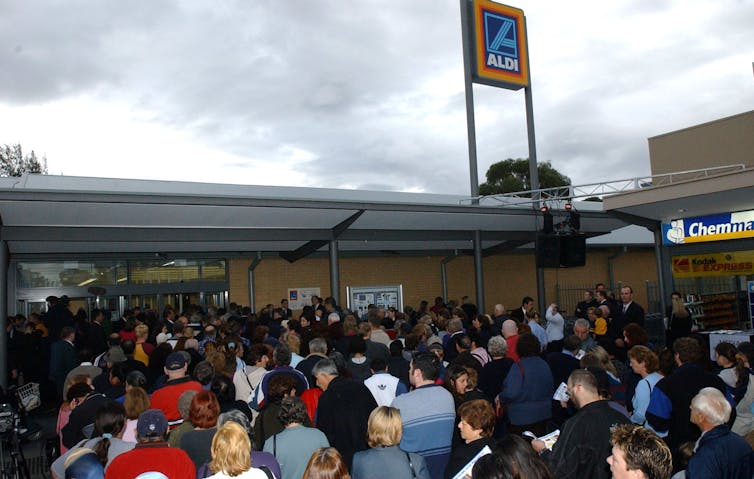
[{"x1": 662, "y1": 209, "x2": 754, "y2": 245}]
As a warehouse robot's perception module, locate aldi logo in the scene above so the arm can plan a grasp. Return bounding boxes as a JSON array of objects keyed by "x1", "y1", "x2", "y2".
[
  {"x1": 472, "y1": 0, "x2": 529, "y2": 90},
  {"x1": 483, "y1": 12, "x2": 519, "y2": 71}
]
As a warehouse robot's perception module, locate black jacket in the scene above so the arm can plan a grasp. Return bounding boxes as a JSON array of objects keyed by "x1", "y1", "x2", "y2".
[
  {"x1": 317, "y1": 376, "x2": 378, "y2": 469},
  {"x1": 543, "y1": 400, "x2": 630, "y2": 479},
  {"x1": 61, "y1": 393, "x2": 109, "y2": 449}
]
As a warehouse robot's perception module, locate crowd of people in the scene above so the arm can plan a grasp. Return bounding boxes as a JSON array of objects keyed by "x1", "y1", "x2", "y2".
[{"x1": 4, "y1": 287, "x2": 754, "y2": 479}]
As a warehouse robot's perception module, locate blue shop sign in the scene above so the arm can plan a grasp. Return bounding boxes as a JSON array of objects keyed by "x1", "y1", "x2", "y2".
[{"x1": 662, "y1": 209, "x2": 754, "y2": 245}]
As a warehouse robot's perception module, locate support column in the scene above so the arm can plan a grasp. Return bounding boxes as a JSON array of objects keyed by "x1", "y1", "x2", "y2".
[
  {"x1": 654, "y1": 228, "x2": 671, "y2": 318},
  {"x1": 329, "y1": 240, "x2": 340, "y2": 306},
  {"x1": 440, "y1": 252, "x2": 458, "y2": 302},
  {"x1": 0, "y1": 239, "x2": 8, "y2": 391},
  {"x1": 473, "y1": 231, "x2": 485, "y2": 314},
  {"x1": 247, "y1": 252, "x2": 262, "y2": 313}
]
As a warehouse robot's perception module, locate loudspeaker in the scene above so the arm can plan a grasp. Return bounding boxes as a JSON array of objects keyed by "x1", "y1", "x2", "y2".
[
  {"x1": 560, "y1": 234, "x2": 586, "y2": 267},
  {"x1": 536, "y1": 234, "x2": 561, "y2": 267}
]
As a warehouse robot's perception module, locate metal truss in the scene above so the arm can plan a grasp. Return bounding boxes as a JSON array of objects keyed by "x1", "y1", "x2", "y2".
[{"x1": 460, "y1": 164, "x2": 745, "y2": 208}]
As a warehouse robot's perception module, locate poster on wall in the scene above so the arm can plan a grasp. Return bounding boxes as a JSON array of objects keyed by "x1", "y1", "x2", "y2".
[
  {"x1": 346, "y1": 285, "x2": 403, "y2": 319},
  {"x1": 287, "y1": 287, "x2": 321, "y2": 311}
]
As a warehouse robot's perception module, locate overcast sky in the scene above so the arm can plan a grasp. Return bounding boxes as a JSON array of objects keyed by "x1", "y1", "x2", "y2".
[{"x1": 1, "y1": 0, "x2": 752, "y2": 195}]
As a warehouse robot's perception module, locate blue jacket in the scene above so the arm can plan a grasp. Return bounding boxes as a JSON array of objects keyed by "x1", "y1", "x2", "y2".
[
  {"x1": 687, "y1": 425, "x2": 754, "y2": 479},
  {"x1": 499, "y1": 356, "x2": 553, "y2": 426},
  {"x1": 352, "y1": 446, "x2": 430, "y2": 479}
]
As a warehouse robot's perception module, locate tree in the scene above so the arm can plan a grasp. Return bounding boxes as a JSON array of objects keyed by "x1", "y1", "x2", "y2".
[
  {"x1": 1, "y1": 143, "x2": 48, "y2": 177},
  {"x1": 478, "y1": 158, "x2": 570, "y2": 196}
]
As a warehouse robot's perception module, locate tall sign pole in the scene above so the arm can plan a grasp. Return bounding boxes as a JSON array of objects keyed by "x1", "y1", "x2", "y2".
[
  {"x1": 460, "y1": 0, "x2": 480, "y2": 199},
  {"x1": 462, "y1": 0, "x2": 545, "y2": 312}
]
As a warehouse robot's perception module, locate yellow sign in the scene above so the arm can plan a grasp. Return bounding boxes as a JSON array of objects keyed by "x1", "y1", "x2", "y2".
[
  {"x1": 472, "y1": 0, "x2": 529, "y2": 90},
  {"x1": 671, "y1": 251, "x2": 754, "y2": 278}
]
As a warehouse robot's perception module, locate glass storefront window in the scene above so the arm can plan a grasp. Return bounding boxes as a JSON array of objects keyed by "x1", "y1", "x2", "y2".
[
  {"x1": 17, "y1": 259, "x2": 225, "y2": 287},
  {"x1": 17, "y1": 261, "x2": 123, "y2": 288},
  {"x1": 201, "y1": 260, "x2": 226, "y2": 281},
  {"x1": 130, "y1": 260, "x2": 200, "y2": 284}
]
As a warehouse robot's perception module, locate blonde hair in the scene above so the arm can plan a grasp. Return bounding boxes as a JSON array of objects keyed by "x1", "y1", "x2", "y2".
[
  {"x1": 367, "y1": 406, "x2": 403, "y2": 447},
  {"x1": 209, "y1": 422, "x2": 251, "y2": 476},
  {"x1": 671, "y1": 297, "x2": 689, "y2": 319},
  {"x1": 134, "y1": 323, "x2": 149, "y2": 339}
]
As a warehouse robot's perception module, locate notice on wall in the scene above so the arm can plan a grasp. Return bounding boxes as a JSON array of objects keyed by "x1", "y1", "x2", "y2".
[
  {"x1": 287, "y1": 287, "x2": 321, "y2": 311},
  {"x1": 671, "y1": 251, "x2": 754, "y2": 278},
  {"x1": 346, "y1": 285, "x2": 403, "y2": 318}
]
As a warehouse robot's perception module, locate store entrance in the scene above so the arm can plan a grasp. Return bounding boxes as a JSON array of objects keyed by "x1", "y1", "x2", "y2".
[{"x1": 17, "y1": 290, "x2": 228, "y2": 320}]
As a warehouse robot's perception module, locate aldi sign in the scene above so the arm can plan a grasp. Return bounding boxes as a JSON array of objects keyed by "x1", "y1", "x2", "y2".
[
  {"x1": 472, "y1": 0, "x2": 529, "y2": 90},
  {"x1": 662, "y1": 209, "x2": 754, "y2": 245}
]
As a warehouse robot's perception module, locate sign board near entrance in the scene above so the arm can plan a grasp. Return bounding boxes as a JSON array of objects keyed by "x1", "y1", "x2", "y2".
[
  {"x1": 288, "y1": 287, "x2": 321, "y2": 311},
  {"x1": 662, "y1": 209, "x2": 754, "y2": 245},
  {"x1": 671, "y1": 251, "x2": 754, "y2": 278},
  {"x1": 347, "y1": 285, "x2": 403, "y2": 319},
  {"x1": 471, "y1": 0, "x2": 529, "y2": 90}
]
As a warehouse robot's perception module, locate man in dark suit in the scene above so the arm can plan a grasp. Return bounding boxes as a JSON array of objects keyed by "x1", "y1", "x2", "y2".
[
  {"x1": 278, "y1": 298, "x2": 293, "y2": 318},
  {"x1": 595, "y1": 290, "x2": 618, "y2": 320},
  {"x1": 87, "y1": 308, "x2": 108, "y2": 357},
  {"x1": 574, "y1": 290, "x2": 597, "y2": 319},
  {"x1": 617, "y1": 286, "x2": 645, "y2": 327},
  {"x1": 509, "y1": 296, "x2": 534, "y2": 324},
  {"x1": 49, "y1": 326, "x2": 79, "y2": 400},
  {"x1": 609, "y1": 286, "x2": 646, "y2": 360}
]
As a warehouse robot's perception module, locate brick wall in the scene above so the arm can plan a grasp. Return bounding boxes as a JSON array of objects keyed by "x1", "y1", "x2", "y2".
[{"x1": 228, "y1": 247, "x2": 658, "y2": 315}]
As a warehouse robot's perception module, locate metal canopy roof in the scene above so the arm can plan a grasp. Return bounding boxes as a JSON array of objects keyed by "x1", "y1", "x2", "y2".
[{"x1": 0, "y1": 174, "x2": 630, "y2": 259}]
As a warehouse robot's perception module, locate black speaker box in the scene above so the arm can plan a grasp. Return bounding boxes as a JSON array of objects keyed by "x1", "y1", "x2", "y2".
[
  {"x1": 560, "y1": 234, "x2": 587, "y2": 267},
  {"x1": 536, "y1": 234, "x2": 561, "y2": 268}
]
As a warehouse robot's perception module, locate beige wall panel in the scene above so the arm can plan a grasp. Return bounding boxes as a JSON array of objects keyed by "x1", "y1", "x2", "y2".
[{"x1": 649, "y1": 110, "x2": 754, "y2": 175}]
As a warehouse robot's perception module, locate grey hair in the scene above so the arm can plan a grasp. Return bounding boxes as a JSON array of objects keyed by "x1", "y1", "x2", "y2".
[
  {"x1": 448, "y1": 318, "x2": 463, "y2": 334},
  {"x1": 691, "y1": 387, "x2": 731, "y2": 425},
  {"x1": 218, "y1": 409, "x2": 251, "y2": 434},
  {"x1": 309, "y1": 337, "x2": 328, "y2": 355},
  {"x1": 311, "y1": 358, "x2": 339, "y2": 378},
  {"x1": 177, "y1": 390, "x2": 198, "y2": 420},
  {"x1": 487, "y1": 336, "x2": 508, "y2": 357},
  {"x1": 502, "y1": 320, "x2": 518, "y2": 336},
  {"x1": 574, "y1": 318, "x2": 590, "y2": 330}
]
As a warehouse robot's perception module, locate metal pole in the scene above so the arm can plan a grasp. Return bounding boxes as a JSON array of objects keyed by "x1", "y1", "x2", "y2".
[
  {"x1": 473, "y1": 231, "x2": 485, "y2": 314},
  {"x1": 247, "y1": 252, "x2": 262, "y2": 313},
  {"x1": 653, "y1": 228, "x2": 669, "y2": 319},
  {"x1": 522, "y1": 16, "x2": 545, "y2": 314},
  {"x1": 329, "y1": 239, "x2": 340, "y2": 306},
  {"x1": 441, "y1": 251, "x2": 458, "y2": 302},
  {"x1": 460, "y1": 0, "x2": 479, "y2": 199},
  {"x1": 0, "y1": 239, "x2": 8, "y2": 391}
]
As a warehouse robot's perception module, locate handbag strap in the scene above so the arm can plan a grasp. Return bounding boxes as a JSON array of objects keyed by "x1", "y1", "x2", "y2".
[{"x1": 405, "y1": 451, "x2": 417, "y2": 479}]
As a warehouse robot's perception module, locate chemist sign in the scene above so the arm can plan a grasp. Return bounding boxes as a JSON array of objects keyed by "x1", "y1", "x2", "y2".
[
  {"x1": 472, "y1": 0, "x2": 529, "y2": 90},
  {"x1": 662, "y1": 209, "x2": 754, "y2": 245}
]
